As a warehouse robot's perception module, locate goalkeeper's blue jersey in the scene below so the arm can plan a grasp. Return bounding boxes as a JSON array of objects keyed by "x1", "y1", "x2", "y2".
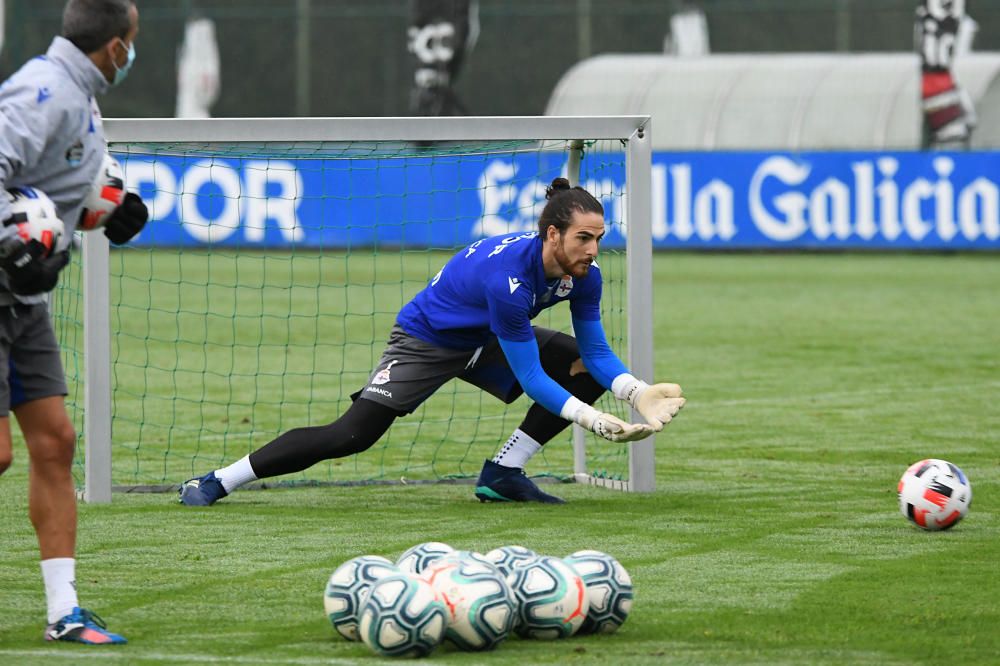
[{"x1": 397, "y1": 232, "x2": 602, "y2": 351}]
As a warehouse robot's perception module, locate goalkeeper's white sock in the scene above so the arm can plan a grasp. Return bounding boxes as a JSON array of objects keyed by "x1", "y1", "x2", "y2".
[
  {"x1": 41, "y1": 558, "x2": 78, "y2": 624},
  {"x1": 492, "y1": 429, "x2": 541, "y2": 469},
  {"x1": 216, "y1": 455, "x2": 258, "y2": 493}
]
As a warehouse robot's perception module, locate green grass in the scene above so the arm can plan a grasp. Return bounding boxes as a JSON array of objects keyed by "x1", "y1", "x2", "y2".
[{"x1": 2, "y1": 252, "x2": 999, "y2": 664}]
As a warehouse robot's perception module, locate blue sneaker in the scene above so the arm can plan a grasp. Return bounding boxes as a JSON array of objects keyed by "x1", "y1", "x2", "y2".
[
  {"x1": 45, "y1": 607, "x2": 126, "y2": 644},
  {"x1": 474, "y1": 460, "x2": 566, "y2": 504},
  {"x1": 178, "y1": 471, "x2": 228, "y2": 506}
]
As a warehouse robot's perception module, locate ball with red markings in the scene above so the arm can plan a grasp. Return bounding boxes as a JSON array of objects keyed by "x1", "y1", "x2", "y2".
[
  {"x1": 506, "y1": 555, "x2": 589, "y2": 639},
  {"x1": 421, "y1": 553, "x2": 515, "y2": 651},
  {"x1": 898, "y1": 459, "x2": 972, "y2": 531},
  {"x1": 564, "y1": 550, "x2": 633, "y2": 634},
  {"x1": 4, "y1": 187, "x2": 63, "y2": 254},
  {"x1": 79, "y1": 153, "x2": 125, "y2": 231}
]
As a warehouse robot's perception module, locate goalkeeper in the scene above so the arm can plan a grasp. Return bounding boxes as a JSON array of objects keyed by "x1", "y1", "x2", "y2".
[{"x1": 180, "y1": 178, "x2": 684, "y2": 506}]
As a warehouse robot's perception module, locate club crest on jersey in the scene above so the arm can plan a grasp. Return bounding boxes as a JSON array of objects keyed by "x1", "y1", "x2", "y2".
[
  {"x1": 372, "y1": 359, "x2": 398, "y2": 385},
  {"x1": 65, "y1": 140, "x2": 84, "y2": 166},
  {"x1": 556, "y1": 276, "x2": 574, "y2": 297}
]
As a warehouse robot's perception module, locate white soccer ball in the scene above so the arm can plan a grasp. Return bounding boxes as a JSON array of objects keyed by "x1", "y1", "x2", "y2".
[
  {"x1": 422, "y1": 553, "x2": 516, "y2": 651},
  {"x1": 506, "y1": 555, "x2": 589, "y2": 639},
  {"x1": 564, "y1": 550, "x2": 634, "y2": 634},
  {"x1": 436, "y1": 549, "x2": 493, "y2": 568},
  {"x1": 396, "y1": 541, "x2": 455, "y2": 575},
  {"x1": 484, "y1": 544, "x2": 538, "y2": 578},
  {"x1": 79, "y1": 153, "x2": 125, "y2": 231},
  {"x1": 898, "y1": 458, "x2": 972, "y2": 531},
  {"x1": 358, "y1": 572, "x2": 447, "y2": 658},
  {"x1": 323, "y1": 555, "x2": 399, "y2": 641},
  {"x1": 5, "y1": 187, "x2": 63, "y2": 253}
]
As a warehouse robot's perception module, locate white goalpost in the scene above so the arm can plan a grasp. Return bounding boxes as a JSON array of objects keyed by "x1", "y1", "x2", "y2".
[{"x1": 77, "y1": 116, "x2": 655, "y2": 503}]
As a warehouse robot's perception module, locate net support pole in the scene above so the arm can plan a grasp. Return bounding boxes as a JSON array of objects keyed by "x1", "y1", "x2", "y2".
[
  {"x1": 295, "y1": 0, "x2": 312, "y2": 117},
  {"x1": 82, "y1": 231, "x2": 113, "y2": 503},
  {"x1": 566, "y1": 140, "x2": 589, "y2": 479},
  {"x1": 625, "y1": 121, "x2": 655, "y2": 492}
]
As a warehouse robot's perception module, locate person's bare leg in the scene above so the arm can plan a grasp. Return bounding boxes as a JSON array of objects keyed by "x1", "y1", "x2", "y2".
[
  {"x1": 18, "y1": 395, "x2": 127, "y2": 643},
  {"x1": 18, "y1": 396, "x2": 77, "y2": 561},
  {"x1": 0, "y1": 416, "x2": 12, "y2": 476}
]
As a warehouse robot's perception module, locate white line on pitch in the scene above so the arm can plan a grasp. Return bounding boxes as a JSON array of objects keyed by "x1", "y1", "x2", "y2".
[{"x1": 0, "y1": 649, "x2": 448, "y2": 665}]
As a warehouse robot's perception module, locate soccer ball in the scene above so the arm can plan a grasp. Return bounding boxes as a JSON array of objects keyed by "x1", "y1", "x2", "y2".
[
  {"x1": 323, "y1": 555, "x2": 399, "y2": 641},
  {"x1": 437, "y1": 549, "x2": 494, "y2": 568},
  {"x1": 358, "y1": 572, "x2": 447, "y2": 658},
  {"x1": 484, "y1": 545, "x2": 538, "y2": 578},
  {"x1": 564, "y1": 550, "x2": 634, "y2": 634},
  {"x1": 898, "y1": 459, "x2": 972, "y2": 531},
  {"x1": 5, "y1": 187, "x2": 63, "y2": 253},
  {"x1": 422, "y1": 553, "x2": 516, "y2": 651},
  {"x1": 506, "y1": 555, "x2": 589, "y2": 639},
  {"x1": 396, "y1": 541, "x2": 455, "y2": 575},
  {"x1": 79, "y1": 153, "x2": 125, "y2": 231}
]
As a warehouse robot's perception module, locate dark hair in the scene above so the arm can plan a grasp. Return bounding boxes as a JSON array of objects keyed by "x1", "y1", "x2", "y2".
[
  {"x1": 537, "y1": 177, "x2": 604, "y2": 237},
  {"x1": 62, "y1": 0, "x2": 134, "y2": 54}
]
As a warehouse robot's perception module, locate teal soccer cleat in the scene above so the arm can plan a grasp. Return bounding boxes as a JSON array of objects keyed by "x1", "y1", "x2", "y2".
[{"x1": 474, "y1": 459, "x2": 566, "y2": 504}]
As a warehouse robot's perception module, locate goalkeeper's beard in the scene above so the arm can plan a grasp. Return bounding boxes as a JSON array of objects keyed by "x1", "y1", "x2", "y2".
[{"x1": 554, "y1": 238, "x2": 593, "y2": 279}]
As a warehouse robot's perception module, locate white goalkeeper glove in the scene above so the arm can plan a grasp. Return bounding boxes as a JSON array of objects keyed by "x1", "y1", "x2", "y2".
[
  {"x1": 561, "y1": 398, "x2": 654, "y2": 443},
  {"x1": 613, "y1": 375, "x2": 685, "y2": 430}
]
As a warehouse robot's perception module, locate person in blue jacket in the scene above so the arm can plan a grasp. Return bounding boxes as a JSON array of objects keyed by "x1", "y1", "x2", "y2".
[
  {"x1": 181, "y1": 177, "x2": 684, "y2": 507},
  {"x1": 0, "y1": 0, "x2": 148, "y2": 645}
]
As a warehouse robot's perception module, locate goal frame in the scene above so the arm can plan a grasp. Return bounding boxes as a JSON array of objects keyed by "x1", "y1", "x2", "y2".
[{"x1": 82, "y1": 115, "x2": 654, "y2": 502}]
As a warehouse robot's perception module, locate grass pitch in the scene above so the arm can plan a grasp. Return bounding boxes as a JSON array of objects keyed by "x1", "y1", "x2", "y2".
[{"x1": 1, "y1": 252, "x2": 998, "y2": 664}]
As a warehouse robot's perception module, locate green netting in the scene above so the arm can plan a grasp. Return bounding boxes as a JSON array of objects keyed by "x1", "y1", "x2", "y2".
[{"x1": 56, "y1": 137, "x2": 633, "y2": 490}]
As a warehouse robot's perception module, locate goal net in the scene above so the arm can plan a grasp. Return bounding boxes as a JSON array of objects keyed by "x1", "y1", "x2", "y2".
[{"x1": 53, "y1": 117, "x2": 654, "y2": 502}]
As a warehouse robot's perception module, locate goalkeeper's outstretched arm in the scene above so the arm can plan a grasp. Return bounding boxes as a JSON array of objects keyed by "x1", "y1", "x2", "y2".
[
  {"x1": 497, "y1": 336, "x2": 653, "y2": 443},
  {"x1": 573, "y1": 316, "x2": 686, "y2": 430}
]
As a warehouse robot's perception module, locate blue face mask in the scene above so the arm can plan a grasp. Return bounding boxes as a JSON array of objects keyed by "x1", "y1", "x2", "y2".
[{"x1": 112, "y1": 39, "x2": 135, "y2": 87}]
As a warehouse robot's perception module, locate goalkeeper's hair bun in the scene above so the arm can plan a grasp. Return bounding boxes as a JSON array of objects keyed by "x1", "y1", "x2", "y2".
[
  {"x1": 538, "y1": 178, "x2": 603, "y2": 237},
  {"x1": 545, "y1": 177, "x2": 573, "y2": 200}
]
